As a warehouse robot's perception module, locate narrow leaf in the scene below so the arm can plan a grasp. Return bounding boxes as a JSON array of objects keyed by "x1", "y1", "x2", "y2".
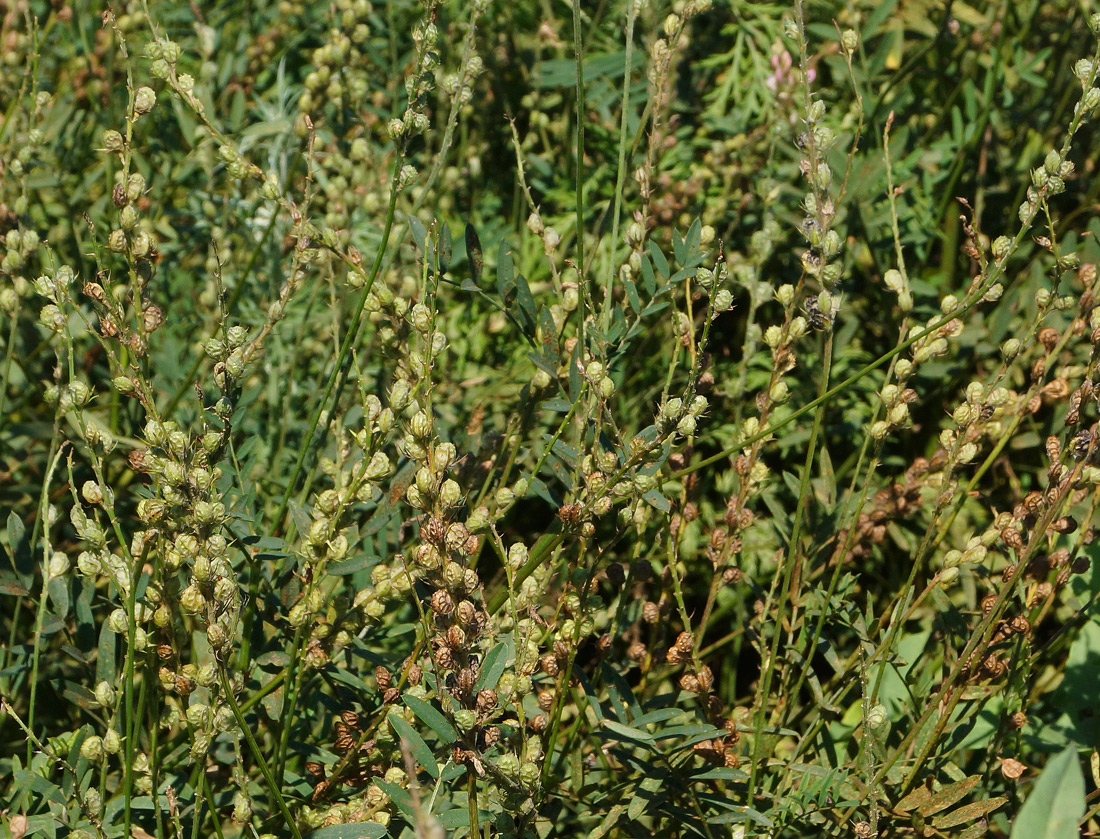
[
  {"x1": 403, "y1": 694, "x2": 457, "y2": 742},
  {"x1": 389, "y1": 711, "x2": 439, "y2": 778}
]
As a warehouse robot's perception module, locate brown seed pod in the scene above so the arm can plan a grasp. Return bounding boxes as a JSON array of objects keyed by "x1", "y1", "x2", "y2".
[
  {"x1": 1023, "y1": 491, "x2": 1044, "y2": 514},
  {"x1": 456, "y1": 668, "x2": 477, "y2": 696},
  {"x1": 430, "y1": 590, "x2": 455, "y2": 616},
  {"x1": 541, "y1": 655, "x2": 559, "y2": 677},
  {"x1": 424, "y1": 516, "x2": 447, "y2": 546},
  {"x1": 537, "y1": 690, "x2": 554, "y2": 712},
  {"x1": 476, "y1": 688, "x2": 497, "y2": 713},
  {"x1": 375, "y1": 666, "x2": 393, "y2": 690},
  {"x1": 1000, "y1": 757, "x2": 1027, "y2": 780},
  {"x1": 334, "y1": 733, "x2": 355, "y2": 753},
  {"x1": 455, "y1": 600, "x2": 478, "y2": 627},
  {"x1": 557, "y1": 503, "x2": 582, "y2": 526},
  {"x1": 306, "y1": 761, "x2": 326, "y2": 778},
  {"x1": 1038, "y1": 326, "x2": 1059, "y2": 351},
  {"x1": 446, "y1": 625, "x2": 466, "y2": 650},
  {"x1": 481, "y1": 725, "x2": 501, "y2": 749},
  {"x1": 1052, "y1": 516, "x2": 1077, "y2": 534}
]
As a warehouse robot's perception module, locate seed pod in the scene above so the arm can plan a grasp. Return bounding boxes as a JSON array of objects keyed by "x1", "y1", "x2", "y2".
[{"x1": 430, "y1": 590, "x2": 455, "y2": 615}]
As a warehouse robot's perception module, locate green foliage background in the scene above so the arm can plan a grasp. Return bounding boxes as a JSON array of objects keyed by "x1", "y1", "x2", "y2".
[{"x1": 3, "y1": 0, "x2": 1100, "y2": 837}]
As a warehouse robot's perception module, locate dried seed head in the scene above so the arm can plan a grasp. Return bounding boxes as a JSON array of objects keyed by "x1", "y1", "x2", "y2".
[
  {"x1": 456, "y1": 667, "x2": 477, "y2": 696},
  {"x1": 430, "y1": 589, "x2": 455, "y2": 615},
  {"x1": 424, "y1": 517, "x2": 447, "y2": 545},
  {"x1": 481, "y1": 725, "x2": 501, "y2": 749},
  {"x1": 455, "y1": 599, "x2": 478, "y2": 627},
  {"x1": 627, "y1": 641, "x2": 647, "y2": 662},
  {"x1": 1038, "y1": 326, "x2": 1059, "y2": 350},
  {"x1": 446, "y1": 624, "x2": 466, "y2": 649},
  {"x1": 306, "y1": 761, "x2": 326, "y2": 778},
  {"x1": 1010, "y1": 711, "x2": 1027, "y2": 729},
  {"x1": 476, "y1": 688, "x2": 497, "y2": 713},
  {"x1": 374, "y1": 666, "x2": 393, "y2": 690},
  {"x1": 1045, "y1": 435, "x2": 1061, "y2": 461},
  {"x1": 1052, "y1": 516, "x2": 1078, "y2": 534},
  {"x1": 541, "y1": 654, "x2": 560, "y2": 676},
  {"x1": 537, "y1": 689, "x2": 554, "y2": 711},
  {"x1": 557, "y1": 503, "x2": 582, "y2": 526},
  {"x1": 334, "y1": 733, "x2": 356, "y2": 753},
  {"x1": 1000, "y1": 757, "x2": 1026, "y2": 780}
]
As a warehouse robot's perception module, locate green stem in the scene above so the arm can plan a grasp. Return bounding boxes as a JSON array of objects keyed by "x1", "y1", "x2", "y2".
[{"x1": 219, "y1": 665, "x2": 304, "y2": 839}]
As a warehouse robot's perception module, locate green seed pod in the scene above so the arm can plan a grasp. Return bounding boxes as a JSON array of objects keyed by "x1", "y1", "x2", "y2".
[
  {"x1": 80, "y1": 735, "x2": 104, "y2": 762},
  {"x1": 95, "y1": 681, "x2": 117, "y2": 708}
]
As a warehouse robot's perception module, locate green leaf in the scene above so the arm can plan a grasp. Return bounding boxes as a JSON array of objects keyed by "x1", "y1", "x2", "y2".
[
  {"x1": 438, "y1": 222, "x2": 452, "y2": 274},
  {"x1": 409, "y1": 215, "x2": 427, "y2": 251},
  {"x1": 328, "y1": 555, "x2": 379, "y2": 576},
  {"x1": 934, "y1": 797, "x2": 1006, "y2": 829},
  {"x1": 95, "y1": 621, "x2": 115, "y2": 685},
  {"x1": 647, "y1": 241, "x2": 669, "y2": 279},
  {"x1": 919, "y1": 774, "x2": 981, "y2": 817},
  {"x1": 599, "y1": 719, "x2": 654, "y2": 746},
  {"x1": 476, "y1": 640, "x2": 511, "y2": 691},
  {"x1": 374, "y1": 779, "x2": 414, "y2": 817},
  {"x1": 1009, "y1": 746, "x2": 1085, "y2": 839},
  {"x1": 388, "y1": 711, "x2": 439, "y2": 778},
  {"x1": 465, "y1": 222, "x2": 483, "y2": 285},
  {"x1": 303, "y1": 821, "x2": 387, "y2": 839},
  {"x1": 403, "y1": 694, "x2": 457, "y2": 743},
  {"x1": 6, "y1": 511, "x2": 34, "y2": 585},
  {"x1": 627, "y1": 772, "x2": 665, "y2": 820}
]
